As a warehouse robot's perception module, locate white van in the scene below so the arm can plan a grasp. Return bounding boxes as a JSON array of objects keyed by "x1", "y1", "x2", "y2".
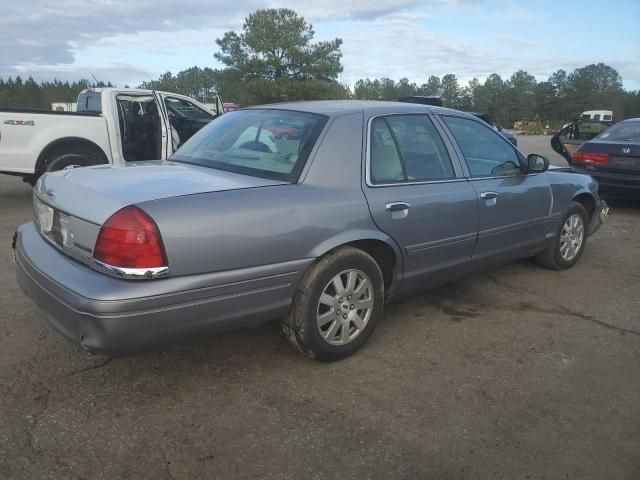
[{"x1": 580, "y1": 110, "x2": 613, "y2": 121}]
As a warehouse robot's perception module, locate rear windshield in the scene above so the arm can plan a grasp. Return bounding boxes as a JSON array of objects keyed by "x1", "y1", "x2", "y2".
[
  {"x1": 597, "y1": 122, "x2": 640, "y2": 142},
  {"x1": 76, "y1": 91, "x2": 102, "y2": 112},
  {"x1": 171, "y1": 109, "x2": 328, "y2": 182}
]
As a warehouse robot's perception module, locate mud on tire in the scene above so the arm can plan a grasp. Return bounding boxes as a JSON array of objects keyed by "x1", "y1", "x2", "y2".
[
  {"x1": 536, "y1": 201, "x2": 589, "y2": 270},
  {"x1": 282, "y1": 246, "x2": 385, "y2": 362}
]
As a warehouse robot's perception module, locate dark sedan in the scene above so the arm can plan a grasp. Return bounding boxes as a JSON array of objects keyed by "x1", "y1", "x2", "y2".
[{"x1": 569, "y1": 118, "x2": 640, "y2": 192}]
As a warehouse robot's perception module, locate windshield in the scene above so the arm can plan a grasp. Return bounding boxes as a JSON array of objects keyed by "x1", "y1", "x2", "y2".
[
  {"x1": 171, "y1": 109, "x2": 328, "y2": 182},
  {"x1": 597, "y1": 122, "x2": 640, "y2": 142}
]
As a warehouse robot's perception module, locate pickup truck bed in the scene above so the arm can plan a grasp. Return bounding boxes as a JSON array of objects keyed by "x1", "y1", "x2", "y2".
[
  {"x1": 0, "y1": 109, "x2": 110, "y2": 177},
  {"x1": 0, "y1": 88, "x2": 223, "y2": 184}
]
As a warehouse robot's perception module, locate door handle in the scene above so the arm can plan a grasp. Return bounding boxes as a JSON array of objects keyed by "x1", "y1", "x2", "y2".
[
  {"x1": 385, "y1": 202, "x2": 411, "y2": 212},
  {"x1": 480, "y1": 192, "x2": 499, "y2": 200}
]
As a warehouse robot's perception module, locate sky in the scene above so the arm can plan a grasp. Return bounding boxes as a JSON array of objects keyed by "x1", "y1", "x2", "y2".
[{"x1": 1, "y1": 0, "x2": 639, "y2": 90}]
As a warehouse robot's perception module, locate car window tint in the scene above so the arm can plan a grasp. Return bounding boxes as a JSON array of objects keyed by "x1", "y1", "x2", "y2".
[
  {"x1": 386, "y1": 116, "x2": 454, "y2": 181},
  {"x1": 442, "y1": 116, "x2": 521, "y2": 177},
  {"x1": 370, "y1": 118, "x2": 404, "y2": 183},
  {"x1": 370, "y1": 115, "x2": 454, "y2": 184}
]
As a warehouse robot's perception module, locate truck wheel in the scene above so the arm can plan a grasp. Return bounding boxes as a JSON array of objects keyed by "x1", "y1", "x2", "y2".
[
  {"x1": 46, "y1": 150, "x2": 100, "y2": 172},
  {"x1": 29, "y1": 145, "x2": 106, "y2": 185},
  {"x1": 282, "y1": 246, "x2": 385, "y2": 362},
  {"x1": 536, "y1": 201, "x2": 588, "y2": 270}
]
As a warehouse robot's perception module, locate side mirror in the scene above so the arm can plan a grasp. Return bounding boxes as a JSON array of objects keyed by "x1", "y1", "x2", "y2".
[{"x1": 527, "y1": 153, "x2": 549, "y2": 173}]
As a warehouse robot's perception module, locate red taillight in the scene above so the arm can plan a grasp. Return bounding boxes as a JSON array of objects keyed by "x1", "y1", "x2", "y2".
[
  {"x1": 574, "y1": 151, "x2": 609, "y2": 165},
  {"x1": 93, "y1": 206, "x2": 167, "y2": 269}
]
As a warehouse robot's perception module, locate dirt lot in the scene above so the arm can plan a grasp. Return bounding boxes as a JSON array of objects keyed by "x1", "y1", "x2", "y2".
[{"x1": 1, "y1": 136, "x2": 639, "y2": 479}]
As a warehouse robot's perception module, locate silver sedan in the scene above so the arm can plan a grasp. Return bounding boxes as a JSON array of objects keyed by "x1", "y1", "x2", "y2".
[{"x1": 15, "y1": 101, "x2": 607, "y2": 361}]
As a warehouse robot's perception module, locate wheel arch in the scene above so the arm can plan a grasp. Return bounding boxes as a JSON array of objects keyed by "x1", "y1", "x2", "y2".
[
  {"x1": 306, "y1": 231, "x2": 403, "y2": 296},
  {"x1": 35, "y1": 137, "x2": 109, "y2": 173},
  {"x1": 571, "y1": 191, "x2": 596, "y2": 219}
]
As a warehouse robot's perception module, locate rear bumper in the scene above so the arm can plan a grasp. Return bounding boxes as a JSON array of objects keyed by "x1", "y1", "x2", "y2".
[
  {"x1": 587, "y1": 198, "x2": 609, "y2": 236},
  {"x1": 15, "y1": 222, "x2": 309, "y2": 355},
  {"x1": 572, "y1": 165, "x2": 640, "y2": 191}
]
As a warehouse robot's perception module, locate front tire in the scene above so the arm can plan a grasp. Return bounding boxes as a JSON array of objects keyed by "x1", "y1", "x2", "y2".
[
  {"x1": 536, "y1": 201, "x2": 588, "y2": 270},
  {"x1": 282, "y1": 246, "x2": 385, "y2": 362}
]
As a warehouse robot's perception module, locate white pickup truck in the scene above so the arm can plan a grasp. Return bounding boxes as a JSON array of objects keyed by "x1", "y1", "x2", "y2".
[{"x1": 0, "y1": 88, "x2": 224, "y2": 184}]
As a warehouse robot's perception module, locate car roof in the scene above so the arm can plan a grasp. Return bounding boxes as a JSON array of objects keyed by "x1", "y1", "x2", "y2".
[
  {"x1": 247, "y1": 100, "x2": 469, "y2": 118},
  {"x1": 620, "y1": 117, "x2": 640, "y2": 123}
]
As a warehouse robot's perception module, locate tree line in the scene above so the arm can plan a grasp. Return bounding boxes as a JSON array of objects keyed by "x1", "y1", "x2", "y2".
[
  {"x1": 0, "y1": 77, "x2": 113, "y2": 109},
  {"x1": 352, "y1": 65, "x2": 640, "y2": 127},
  {"x1": 1, "y1": 8, "x2": 639, "y2": 128}
]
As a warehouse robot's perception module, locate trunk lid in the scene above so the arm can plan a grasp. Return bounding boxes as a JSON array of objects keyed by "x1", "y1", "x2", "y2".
[
  {"x1": 33, "y1": 161, "x2": 286, "y2": 272},
  {"x1": 36, "y1": 160, "x2": 286, "y2": 225}
]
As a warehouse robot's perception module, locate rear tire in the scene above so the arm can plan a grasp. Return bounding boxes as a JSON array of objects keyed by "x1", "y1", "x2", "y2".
[
  {"x1": 536, "y1": 201, "x2": 588, "y2": 270},
  {"x1": 45, "y1": 150, "x2": 101, "y2": 172},
  {"x1": 282, "y1": 246, "x2": 385, "y2": 362},
  {"x1": 31, "y1": 145, "x2": 106, "y2": 186}
]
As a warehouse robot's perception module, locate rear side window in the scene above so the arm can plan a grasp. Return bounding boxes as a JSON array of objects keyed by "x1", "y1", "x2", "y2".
[
  {"x1": 370, "y1": 115, "x2": 454, "y2": 184},
  {"x1": 76, "y1": 92, "x2": 102, "y2": 112},
  {"x1": 442, "y1": 116, "x2": 521, "y2": 177}
]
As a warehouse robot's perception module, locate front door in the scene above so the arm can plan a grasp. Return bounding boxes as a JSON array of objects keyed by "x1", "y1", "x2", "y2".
[
  {"x1": 363, "y1": 114, "x2": 479, "y2": 292},
  {"x1": 156, "y1": 93, "x2": 216, "y2": 154},
  {"x1": 439, "y1": 115, "x2": 552, "y2": 265}
]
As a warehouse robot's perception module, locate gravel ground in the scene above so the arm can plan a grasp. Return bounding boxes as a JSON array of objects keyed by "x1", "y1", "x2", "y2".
[
  {"x1": 516, "y1": 134, "x2": 568, "y2": 166},
  {"x1": 1, "y1": 137, "x2": 639, "y2": 479}
]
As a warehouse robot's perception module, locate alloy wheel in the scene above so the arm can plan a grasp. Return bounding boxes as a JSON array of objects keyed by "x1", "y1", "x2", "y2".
[
  {"x1": 316, "y1": 269, "x2": 374, "y2": 346},
  {"x1": 560, "y1": 213, "x2": 584, "y2": 261}
]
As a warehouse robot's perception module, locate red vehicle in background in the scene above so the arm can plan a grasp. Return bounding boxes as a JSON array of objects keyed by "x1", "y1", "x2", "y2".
[
  {"x1": 223, "y1": 102, "x2": 240, "y2": 112},
  {"x1": 263, "y1": 119, "x2": 302, "y2": 139}
]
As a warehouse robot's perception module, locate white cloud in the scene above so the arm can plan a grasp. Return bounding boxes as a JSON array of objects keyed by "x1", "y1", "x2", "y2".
[{"x1": 1, "y1": 0, "x2": 638, "y2": 90}]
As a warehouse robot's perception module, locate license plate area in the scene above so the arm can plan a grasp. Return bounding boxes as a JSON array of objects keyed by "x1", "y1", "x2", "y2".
[
  {"x1": 610, "y1": 156, "x2": 640, "y2": 171},
  {"x1": 34, "y1": 196, "x2": 70, "y2": 248}
]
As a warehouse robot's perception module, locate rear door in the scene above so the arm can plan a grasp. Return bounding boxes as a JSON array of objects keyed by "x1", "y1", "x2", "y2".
[
  {"x1": 363, "y1": 113, "x2": 479, "y2": 292},
  {"x1": 438, "y1": 114, "x2": 552, "y2": 265}
]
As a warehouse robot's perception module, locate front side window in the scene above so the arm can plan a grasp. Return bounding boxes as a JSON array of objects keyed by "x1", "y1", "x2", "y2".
[
  {"x1": 171, "y1": 109, "x2": 327, "y2": 182},
  {"x1": 442, "y1": 115, "x2": 521, "y2": 177},
  {"x1": 165, "y1": 97, "x2": 215, "y2": 146},
  {"x1": 370, "y1": 115, "x2": 455, "y2": 184}
]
